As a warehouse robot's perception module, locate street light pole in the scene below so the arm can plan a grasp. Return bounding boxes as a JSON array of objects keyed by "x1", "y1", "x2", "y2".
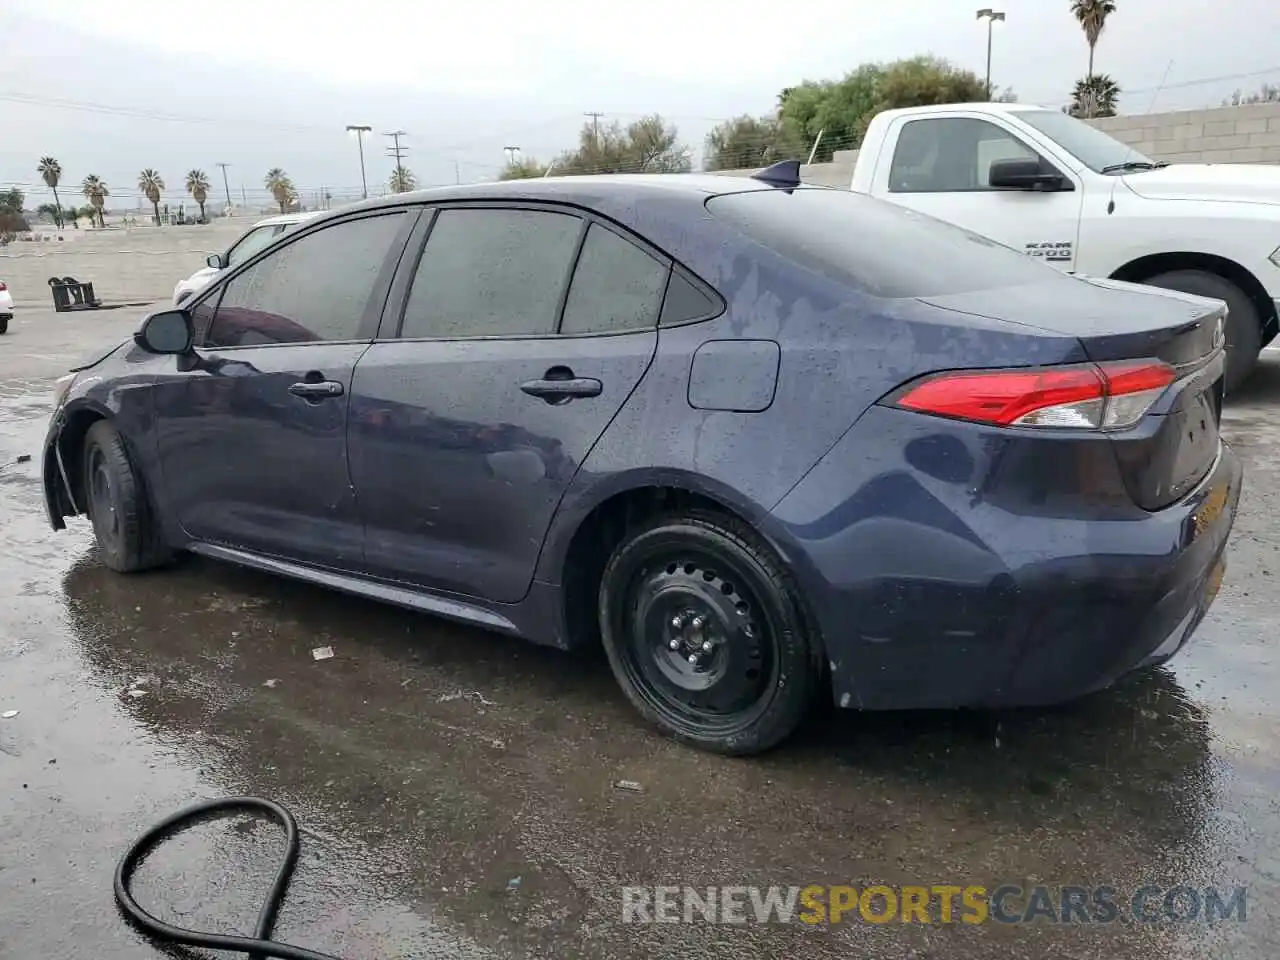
[
  {"x1": 976, "y1": 9, "x2": 1006, "y2": 101},
  {"x1": 346, "y1": 124, "x2": 372, "y2": 199}
]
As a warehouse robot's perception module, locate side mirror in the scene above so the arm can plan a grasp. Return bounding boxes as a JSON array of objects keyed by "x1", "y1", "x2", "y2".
[
  {"x1": 135, "y1": 309, "x2": 194, "y2": 355},
  {"x1": 989, "y1": 157, "x2": 1070, "y2": 191},
  {"x1": 206, "y1": 252, "x2": 224, "y2": 269}
]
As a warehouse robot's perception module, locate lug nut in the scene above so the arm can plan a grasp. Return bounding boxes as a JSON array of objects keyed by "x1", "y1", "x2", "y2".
[
  {"x1": 687, "y1": 653, "x2": 699, "y2": 665},
  {"x1": 670, "y1": 614, "x2": 684, "y2": 629},
  {"x1": 701, "y1": 640, "x2": 713, "y2": 653},
  {"x1": 691, "y1": 615, "x2": 706, "y2": 630},
  {"x1": 668, "y1": 638, "x2": 681, "y2": 651}
]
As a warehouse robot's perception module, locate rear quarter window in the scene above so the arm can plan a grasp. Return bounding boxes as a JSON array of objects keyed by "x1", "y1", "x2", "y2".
[{"x1": 705, "y1": 188, "x2": 1059, "y2": 299}]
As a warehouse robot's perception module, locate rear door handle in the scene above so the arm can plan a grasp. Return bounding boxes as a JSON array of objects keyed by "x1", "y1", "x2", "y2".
[
  {"x1": 520, "y1": 377, "x2": 602, "y2": 401},
  {"x1": 288, "y1": 380, "x2": 344, "y2": 400}
]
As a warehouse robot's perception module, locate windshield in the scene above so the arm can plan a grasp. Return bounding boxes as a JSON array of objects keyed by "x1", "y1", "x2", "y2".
[
  {"x1": 1016, "y1": 109, "x2": 1157, "y2": 174},
  {"x1": 706, "y1": 187, "x2": 1062, "y2": 299},
  {"x1": 226, "y1": 224, "x2": 282, "y2": 266}
]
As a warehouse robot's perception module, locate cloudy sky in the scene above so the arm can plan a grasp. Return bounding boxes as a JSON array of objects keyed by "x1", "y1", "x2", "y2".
[{"x1": 4, "y1": 1, "x2": 1280, "y2": 210}]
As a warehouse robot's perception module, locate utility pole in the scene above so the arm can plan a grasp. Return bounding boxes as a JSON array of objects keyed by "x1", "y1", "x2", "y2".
[
  {"x1": 976, "y1": 9, "x2": 1006, "y2": 101},
  {"x1": 346, "y1": 124, "x2": 372, "y2": 199},
  {"x1": 384, "y1": 130, "x2": 409, "y2": 191},
  {"x1": 503, "y1": 146, "x2": 521, "y2": 166},
  {"x1": 215, "y1": 162, "x2": 232, "y2": 212},
  {"x1": 241, "y1": 185, "x2": 247, "y2": 209},
  {"x1": 584, "y1": 112, "x2": 604, "y2": 147}
]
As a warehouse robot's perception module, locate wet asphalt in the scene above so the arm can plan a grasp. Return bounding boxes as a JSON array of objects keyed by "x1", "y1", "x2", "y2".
[{"x1": 0, "y1": 306, "x2": 1277, "y2": 960}]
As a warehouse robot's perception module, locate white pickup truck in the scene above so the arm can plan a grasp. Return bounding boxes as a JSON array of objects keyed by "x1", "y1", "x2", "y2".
[{"x1": 848, "y1": 102, "x2": 1280, "y2": 391}]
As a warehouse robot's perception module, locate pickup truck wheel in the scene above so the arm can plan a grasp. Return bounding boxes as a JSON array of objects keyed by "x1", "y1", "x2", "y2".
[
  {"x1": 0, "y1": 315, "x2": 9, "y2": 335},
  {"x1": 597, "y1": 510, "x2": 820, "y2": 755},
  {"x1": 1140, "y1": 269, "x2": 1261, "y2": 394},
  {"x1": 83, "y1": 420, "x2": 171, "y2": 573}
]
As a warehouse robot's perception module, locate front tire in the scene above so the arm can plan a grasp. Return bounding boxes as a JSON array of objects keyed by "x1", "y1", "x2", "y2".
[
  {"x1": 83, "y1": 420, "x2": 171, "y2": 573},
  {"x1": 1141, "y1": 269, "x2": 1262, "y2": 394},
  {"x1": 0, "y1": 314, "x2": 9, "y2": 335},
  {"x1": 598, "y1": 510, "x2": 820, "y2": 755}
]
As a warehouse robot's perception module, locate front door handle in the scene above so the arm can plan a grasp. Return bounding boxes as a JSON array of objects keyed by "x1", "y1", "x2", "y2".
[
  {"x1": 520, "y1": 376, "x2": 602, "y2": 402},
  {"x1": 288, "y1": 380, "x2": 344, "y2": 400}
]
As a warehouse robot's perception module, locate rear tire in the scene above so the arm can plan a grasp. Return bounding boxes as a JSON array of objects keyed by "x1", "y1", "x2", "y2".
[
  {"x1": 598, "y1": 510, "x2": 820, "y2": 755},
  {"x1": 1140, "y1": 269, "x2": 1262, "y2": 394},
  {"x1": 83, "y1": 420, "x2": 171, "y2": 573},
  {"x1": 0, "y1": 315, "x2": 9, "y2": 335}
]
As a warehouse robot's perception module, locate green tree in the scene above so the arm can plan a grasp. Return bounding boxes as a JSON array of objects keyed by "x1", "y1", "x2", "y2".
[
  {"x1": 777, "y1": 57, "x2": 993, "y2": 161},
  {"x1": 138, "y1": 168, "x2": 165, "y2": 224},
  {"x1": 264, "y1": 168, "x2": 296, "y2": 213},
  {"x1": 0, "y1": 188, "x2": 28, "y2": 238},
  {"x1": 388, "y1": 166, "x2": 417, "y2": 193},
  {"x1": 499, "y1": 157, "x2": 551, "y2": 180},
  {"x1": 185, "y1": 169, "x2": 211, "y2": 221},
  {"x1": 37, "y1": 157, "x2": 64, "y2": 227},
  {"x1": 81, "y1": 175, "x2": 108, "y2": 226},
  {"x1": 703, "y1": 115, "x2": 805, "y2": 171},
  {"x1": 552, "y1": 115, "x2": 691, "y2": 175},
  {"x1": 1224, "y1": 83, "x2": 1280, "y2": 106},
  {"x1": 1070, "y1": 73, "x2": 1121, "y2": 118},
  {"x1": 1071, "y1": 0, "x2": 1117, "y2": 78}
]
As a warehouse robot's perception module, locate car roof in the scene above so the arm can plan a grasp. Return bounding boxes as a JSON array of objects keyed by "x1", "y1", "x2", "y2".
[
  {"x1": 876, "y1": 102, "x2": 1053, "y2": 120},
  {"x1": 253, "y1": 211, "x2": 323, "y2": 227},
  {"x1": 323, "y1": 173, "x2": 784, "y2": 217}
]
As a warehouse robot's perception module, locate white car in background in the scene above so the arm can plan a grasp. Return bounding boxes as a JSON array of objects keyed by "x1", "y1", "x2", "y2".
[
  {"x1": 172, "y1": 211, "x2": 321, "y2": 305},
  {"x1": 0, "y1": 280, "x2": 13, "y2": 335}
]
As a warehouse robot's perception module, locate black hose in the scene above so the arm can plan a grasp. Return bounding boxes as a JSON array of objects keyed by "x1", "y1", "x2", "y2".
[{"x1": 114, "y1": 796, "x2": 349, "y2": 960}]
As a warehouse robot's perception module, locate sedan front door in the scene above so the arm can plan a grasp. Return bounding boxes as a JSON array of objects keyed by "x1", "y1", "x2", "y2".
[
  {"x1": 348, "y1": 205, "x2": 670, "y2": 602},
  {"x1": 152, "y1": 210, "x2": 413, "y2": 568}
]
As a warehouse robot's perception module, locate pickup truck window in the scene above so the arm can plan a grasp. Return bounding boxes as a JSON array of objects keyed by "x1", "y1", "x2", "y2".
[
  {"x1": 706, "y1": 187, "x2": 1058, "y2": 298},
  {"x1": 889, "y1": 118, "x2": 1038, "y2": 193},
  {"x1": 1016, "y1": 109, "x2": 1156, "y2": 174}
]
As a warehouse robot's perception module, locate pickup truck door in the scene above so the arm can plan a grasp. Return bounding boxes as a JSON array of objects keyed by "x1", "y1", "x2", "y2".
[{"x1": 866, "y1": 113, "x2": 1086, "y2": 273}]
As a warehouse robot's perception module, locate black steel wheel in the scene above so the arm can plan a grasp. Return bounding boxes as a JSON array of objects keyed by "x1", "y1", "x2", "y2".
[
  {"x1": 598, "y1": 510, "x2": 820, "y2": 755},
  {"x1": 82, "y1": 420, "x2": 171, "y2": 573}
]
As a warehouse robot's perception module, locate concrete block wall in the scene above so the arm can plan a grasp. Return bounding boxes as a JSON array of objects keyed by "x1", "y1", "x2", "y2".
[
  {"x1": 1088, "y1": 103, "x2": 1280, "y2": 164},
  {"x1": 713, "y1": 103, "x2": 1280, "y2": 182}
]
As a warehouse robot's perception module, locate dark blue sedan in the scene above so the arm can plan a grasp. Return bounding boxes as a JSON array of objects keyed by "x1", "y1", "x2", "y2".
[{"x1": 41, "y1": 168, "x2": 1241, "y2": 754}]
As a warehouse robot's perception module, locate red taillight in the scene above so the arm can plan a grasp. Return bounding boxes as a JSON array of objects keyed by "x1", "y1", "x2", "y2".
[
  {"x1": 0, "y1": 281, "x2": 7, "y2": 291},
  {"x1": 893, "y1": 360, "x2": 1175, "y2": 430}
]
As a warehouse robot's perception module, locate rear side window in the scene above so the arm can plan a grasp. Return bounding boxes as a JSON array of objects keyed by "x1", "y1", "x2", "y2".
[
  {"x1": 560, "y1": 223, "x2": 668, "y2": 335},
  {"x1": 401, "y1": 208, "x2": 582, "y2": 339},
  {"x1": 705, "y1": 188, "x2": 1057, "y2": 299}
]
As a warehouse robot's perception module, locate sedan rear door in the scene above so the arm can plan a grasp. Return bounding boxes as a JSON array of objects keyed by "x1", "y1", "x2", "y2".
[{"x1": 347, "y1": 204, "x2": 670, "y2": 602}]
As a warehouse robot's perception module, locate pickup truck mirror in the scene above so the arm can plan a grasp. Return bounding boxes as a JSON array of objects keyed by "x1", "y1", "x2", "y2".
[{"x1": 989, "y1": 157, "x2": 1070, "y2": 192}]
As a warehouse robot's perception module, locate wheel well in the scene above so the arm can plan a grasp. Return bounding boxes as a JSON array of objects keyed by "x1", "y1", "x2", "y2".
[
  {"x1": 560, "y1": 486, "x2": 744, "y2": 650},
  {"x1": 1110, "y1": 251, "x2": 1278, "y2": 341},
  {"x1": 56, "y1": 409, "x2": 107, "y2": 515}
]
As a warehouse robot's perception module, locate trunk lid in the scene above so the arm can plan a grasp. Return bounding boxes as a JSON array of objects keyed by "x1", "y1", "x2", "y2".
[{"x1": 918, "y1": 277, "x2": 1227, "y2": 510}]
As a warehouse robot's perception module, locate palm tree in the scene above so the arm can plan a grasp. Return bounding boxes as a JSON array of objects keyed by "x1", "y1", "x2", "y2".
[
  {"x1": 37, "y1": 157, "x2": 64, "y2": 227},
  {"x1": 264, "y1": 168, "x2": 296, "y2": 214},
  {"x1": 81, "y1": 175, "x2": 109, "y2": 227},
  {"x1": 1070, "y1": 73, "x2": 1121, "y2": 118},
  {"x1": 185, "y1": 169, "x2": 211, "y2": 221},
  {"x1": 1070, "y1": 0, "x2": 1117, "y2": 78},
  {"x1": 388, "y1": 167, "x2": 417, "y2": 193},
  {"x1": 138, "y1": 169, "x2": 165, "y2": 225}
]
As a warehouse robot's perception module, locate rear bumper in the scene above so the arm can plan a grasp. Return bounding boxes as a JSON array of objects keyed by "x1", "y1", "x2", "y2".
[{"x1": 770, "y1": 408, "x2": 1241, "y2": 711}]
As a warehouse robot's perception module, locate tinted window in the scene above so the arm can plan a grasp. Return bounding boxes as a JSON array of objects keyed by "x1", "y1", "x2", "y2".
[
  {"x1": 401, "y1": 208, "x2": 582, "y2": 339},
  {"x1": 889, "y1": 118, "x2": 1039, "y2": 193},
  {"x1": 204, "y1": 213, "x2": 405, "y2": 347},
  {"x1": 660, "y1": 271, "x2": 721, "y2": 326},
  {"x1": 706, "y1": 188, "x2": 1057, "y2": 299},
  {"x1": 560, "y1": 224, "x2": 668, "y2": 335},
  {"x1": 1017, "y1": 109, "x2": 1156, "y2": 173},
  {"x1": 226, "y1": 224, "x2": 283, "y2": 266}
]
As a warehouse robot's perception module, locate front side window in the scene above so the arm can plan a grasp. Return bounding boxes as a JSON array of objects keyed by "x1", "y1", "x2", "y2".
[
  {"x1": 225, "y1": 224, "x2": 282, "y2": 267},
  {"x1": 889, "y1": 117, "x2": 1039, "y2": 193},
  {"x1": 400, "y1": 207, "x2": 583, "y2": 339},
  {"x1": 203, "y1": 213, "x2": 405, "y2": 348},
  {"x1": 560, "y1": 223, "x2": 669, "y2": 335}
]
